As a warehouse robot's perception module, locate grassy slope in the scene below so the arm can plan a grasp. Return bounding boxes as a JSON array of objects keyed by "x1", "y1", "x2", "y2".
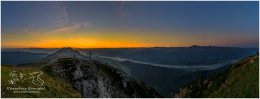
[
  {"x1": 174, "y1": 55, "x2": 259, "y2": 98},
  {"x1": 209, "y1": 55, "x2": 259, "y2": 97},
  {"x1": 2, "y1": 58, "x2": 161, "y2": 98},
  {"x1": 1, "y1": 63, "x2": 80, "y2": 98}
]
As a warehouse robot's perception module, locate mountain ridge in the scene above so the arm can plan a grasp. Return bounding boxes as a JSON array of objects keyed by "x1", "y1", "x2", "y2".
[
  {"x1": 43, "y1": 47, "x2": 88, "y2": 62},
  {"x1": 1, "y1": 48, "x2": 162, "y2": 98},
  {"x1": 173, "y1": 54, "x2": 259, "y2": 98},
  {"x1": 42, "y1": 57, "x2": 162, "y2": 97}
]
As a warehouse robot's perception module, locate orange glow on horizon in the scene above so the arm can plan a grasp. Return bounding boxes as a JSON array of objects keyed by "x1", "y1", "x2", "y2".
[
  {"x1": 2, "y1": 29, "x2": 254, "y2": 48},
  {"x1": 2, "y1": 29, "x2": 196, "y2": 48},
  {"x1": 2, "y1": 38, "x2": 192, "y2": 48}
]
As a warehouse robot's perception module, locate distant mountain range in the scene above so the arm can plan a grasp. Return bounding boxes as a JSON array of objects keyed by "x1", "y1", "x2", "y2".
[
  {"x1": 90, "y1": 46, "x2": 257, "y2": 66},
  {"x1": 1, "y1": 51, "x2": 47, "y2": 65},
  {"x1": 2, "y1": 46, "x2": 257, "y2": 66}
]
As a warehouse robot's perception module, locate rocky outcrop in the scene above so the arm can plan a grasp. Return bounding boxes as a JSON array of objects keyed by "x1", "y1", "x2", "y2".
[{"x1": 44, "y1": 58, "x2": 161, "y2": 98}]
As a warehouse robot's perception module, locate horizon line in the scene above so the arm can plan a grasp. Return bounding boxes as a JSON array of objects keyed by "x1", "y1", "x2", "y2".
[{"x1": 1, "y1": 45, "x2": 259, "y2": 49}]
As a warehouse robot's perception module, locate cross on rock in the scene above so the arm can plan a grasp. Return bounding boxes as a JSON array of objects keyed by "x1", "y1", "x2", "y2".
[{"x1": 87, "y1": 49, "x2": 94, "y2": 60}]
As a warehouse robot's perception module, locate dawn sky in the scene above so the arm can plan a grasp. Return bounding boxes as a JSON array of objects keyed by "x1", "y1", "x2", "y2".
[{"x1": 1, "y1": 1, "x2": 259, "y2": 48}]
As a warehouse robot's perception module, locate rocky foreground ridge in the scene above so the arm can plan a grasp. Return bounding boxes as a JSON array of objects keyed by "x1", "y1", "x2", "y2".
[{"x1": 41, "y1": 48, "x2": 161, "y2": 97}]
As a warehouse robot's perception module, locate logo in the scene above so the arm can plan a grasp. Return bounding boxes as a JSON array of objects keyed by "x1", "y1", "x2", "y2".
[{"x1": 8, "y1": 71, "x2": 44, "y2": 86}]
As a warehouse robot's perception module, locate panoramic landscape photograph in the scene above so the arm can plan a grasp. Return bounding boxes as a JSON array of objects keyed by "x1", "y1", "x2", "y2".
[{"x1": 1, "y1": 1, "x2": 259, "y2": 98}]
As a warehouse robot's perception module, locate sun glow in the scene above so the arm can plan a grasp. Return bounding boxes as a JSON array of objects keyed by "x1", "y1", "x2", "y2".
[
  {"x1": 31, "y1": 38, "x2": 149, "y2": 48},
  {"x1": 1, "y1": 30, "x2": 172, "y2": 48},
  {"x1": 2, "y1": 26, "x2": 257, "y2": 48}
]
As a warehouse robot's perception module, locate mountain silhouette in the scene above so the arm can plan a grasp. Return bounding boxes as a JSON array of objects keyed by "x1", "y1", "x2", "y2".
[{"x1": 43, "y1": 47, "x2": 87, "y2": 62}]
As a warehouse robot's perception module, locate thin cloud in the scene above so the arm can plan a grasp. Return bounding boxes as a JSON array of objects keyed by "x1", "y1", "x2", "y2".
[
  {"x1": 51, "y1": 2, "x2": 70, "y2": 27},
  {"x1": 83, "y1": 22, "x2": 92, "y2": 27},
  {"x1": 118, "y1": 1, "x2": 128, "y2": 18},
  {"x1": 60, "y1": 3, "x2": 69, "y2": 25},
  {"x1": 49, "y1": 22, "x2": 93, "y2": 34},
  {"x1": 49, "y1": 24, "x2": 81, "y2": 34}
]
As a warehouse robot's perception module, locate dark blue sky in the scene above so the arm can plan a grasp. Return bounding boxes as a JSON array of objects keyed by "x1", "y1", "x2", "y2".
[{"x1": 1, "y1": 1, "x2": 259, "y2": 48}]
